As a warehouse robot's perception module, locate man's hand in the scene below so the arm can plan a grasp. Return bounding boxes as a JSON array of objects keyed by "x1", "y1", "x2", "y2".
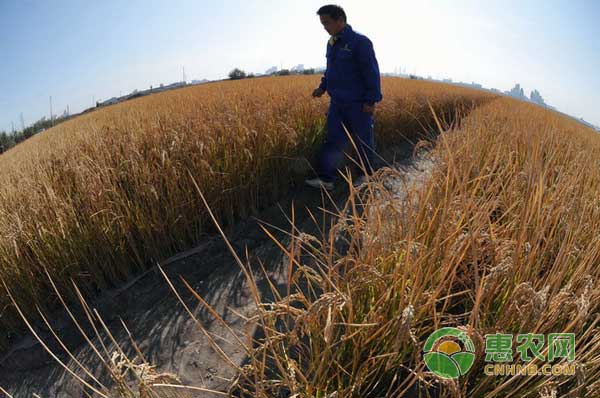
[
  {"x1": 312, "y1": 87, "x2": 326, "y2": 98},
  {"x1": 362, "y1": 103, "x2": 376, "y2": 113}
]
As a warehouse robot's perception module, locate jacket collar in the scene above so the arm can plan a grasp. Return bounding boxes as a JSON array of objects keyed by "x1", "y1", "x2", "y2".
[
  {"x1": 331, "y1": 23, "x2": 352, "y2": 44},
  {"x1": 335, "y1": 23, "x2": 352, "y2": 42}
]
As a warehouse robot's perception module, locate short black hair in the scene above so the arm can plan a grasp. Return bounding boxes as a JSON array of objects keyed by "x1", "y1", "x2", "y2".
[{"x1": 317, "y1": 4, "x2": 347, "y2": 22}]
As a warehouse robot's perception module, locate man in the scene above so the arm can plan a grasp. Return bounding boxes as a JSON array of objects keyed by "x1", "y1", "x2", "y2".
[{"x1": 305, "y1": 4, "x2": 383, "y2": 191}]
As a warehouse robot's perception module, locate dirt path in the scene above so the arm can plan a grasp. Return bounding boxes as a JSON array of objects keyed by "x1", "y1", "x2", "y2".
[{"x1": 0, "y1": 143, "x2": 434, "y2": 397}]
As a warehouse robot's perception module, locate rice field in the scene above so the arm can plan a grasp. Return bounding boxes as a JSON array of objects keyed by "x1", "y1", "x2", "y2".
[
  {"x1": 3, "y1": 74, "x2": 598, "y2": 397},
  {"x1": 0, "y1": 75, "x2": 494, "y2": 353}
]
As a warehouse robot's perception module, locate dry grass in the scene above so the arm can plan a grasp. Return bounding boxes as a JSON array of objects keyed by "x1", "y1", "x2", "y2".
[{"x1": 0, "y1": 75, "x2": 493, "y2": 350}]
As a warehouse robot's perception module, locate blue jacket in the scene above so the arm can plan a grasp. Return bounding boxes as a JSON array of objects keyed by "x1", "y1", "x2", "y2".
[{"x1": 318, "y1": 24, "x2": 382, "y2": 105}]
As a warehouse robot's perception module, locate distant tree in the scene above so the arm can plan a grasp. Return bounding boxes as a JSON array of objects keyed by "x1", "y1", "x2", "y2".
[
  {"x1": 22, "y1": 126, "x2": 34, "y2": 139},
  {"x1": 229, "y1": 68, "x2": 247, "y2": 80},
  {"x1": 0, "y1": 131, "x2": 8, "y2": 153},
  {"x1": 278, "y1": 69, "x2": 290, "y2": 76},
  {"x1": 13, "y1": 130, "x2": 25, "y2": 145},
  {"x1": 303, "y1": 68, "x2": 315, "y2": 75},
  {"x1": 247, "y1": 73, "x2": 255, "y2": 78}
]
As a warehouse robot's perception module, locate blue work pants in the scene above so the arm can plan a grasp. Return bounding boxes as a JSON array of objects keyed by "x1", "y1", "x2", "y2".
[{"x1": 317, "y1": 101, "x2": 376, "y2": 182}]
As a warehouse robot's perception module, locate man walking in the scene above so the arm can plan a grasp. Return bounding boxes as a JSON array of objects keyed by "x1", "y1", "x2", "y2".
[{"x1": 306, "y1": 4, "x2": 383, "y2": 191}]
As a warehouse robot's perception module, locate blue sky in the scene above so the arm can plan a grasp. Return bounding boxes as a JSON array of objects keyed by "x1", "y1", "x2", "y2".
[{"x1": 1, "y1": 0, "x2": 599, "y2": 132}]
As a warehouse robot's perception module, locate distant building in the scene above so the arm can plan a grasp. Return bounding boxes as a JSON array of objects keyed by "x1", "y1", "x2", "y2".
[
  {"x1": 99, "y1": 97, "x2": 119, "y2": 106},
  {"x1": 505, "y1": 84, "x2": 527, "y2": 100},
  {"x1": 530, "y1": 89, "x2": 546, "y2": 106},
  {"x1": 265, "y1": 66, "x2": 278, "y2": 75},
  {"x1": 164, "y1": 81, "x2": 186, "y2": 89},
  {"x1": 291, "y1": 64, "x2": 305, "y2": 73}
]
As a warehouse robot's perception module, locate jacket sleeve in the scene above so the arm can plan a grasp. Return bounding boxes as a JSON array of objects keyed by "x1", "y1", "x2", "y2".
[
  {"x1": 319, "y1": 43, "x2": 328, "y2": 90},
  {"x1": 356, "y1": 37, "x2": 382, "y2": 105},
  {"x1": 319, "y1": 73, "x2": 327, "y2": 91}
]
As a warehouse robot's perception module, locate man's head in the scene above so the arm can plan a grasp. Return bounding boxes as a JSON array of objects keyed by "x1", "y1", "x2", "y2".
[{"x1": 317, "y1": 4, "x2": 346, "y2": 36}]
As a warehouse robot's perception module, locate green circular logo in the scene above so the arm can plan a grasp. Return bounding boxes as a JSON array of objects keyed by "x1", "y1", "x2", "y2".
[{"x1": 423, "y1": 327, "x2": 476, "y2": 379}]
